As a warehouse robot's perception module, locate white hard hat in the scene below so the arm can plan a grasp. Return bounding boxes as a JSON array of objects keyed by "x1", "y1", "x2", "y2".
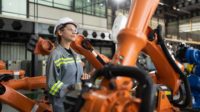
[{"x1": 53, "y1": 17, "x2": 77, "y2": 36}]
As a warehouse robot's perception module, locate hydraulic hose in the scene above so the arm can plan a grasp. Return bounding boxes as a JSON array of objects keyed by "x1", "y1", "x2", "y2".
[
  {"x1": 155, "y1": 25, "x2": 192, "y2": 108},
  {"x1": 81, "y1": 39, "x2": 106, "y2": 65},
  {"x1": 91, "y1": 65, "x2": 156, "y2": 112}
]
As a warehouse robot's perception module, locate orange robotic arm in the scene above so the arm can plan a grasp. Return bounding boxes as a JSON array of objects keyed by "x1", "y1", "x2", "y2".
[
  {"x1": 143, "y1": 27, "x2": 180, "y2": 94},
  {"x1": 2, "y1": 76, "x2": 46, "y2": 90},
  {"x1": 0, "y1": 60, "x2": 50, "y2": 111},
  {"x1": 0, "y1": 76, "x2": 50, "y2": 112},
  {"x1": 0, "y1": 84, "x2": 51, "y2": 112},
  {"x1": 28, "y1": 34, "x2": 110, "y2": 69},
  {"x1": 143, "y1": 26, "x2": 192, "y2": 109},
  {"x1": 71, "y1": 34, "x2": 110, "y2": 69},
  {"x1": 77, "y1": 0, "x2": 191, "y2": 112},
  {"x1": 110, "y1": 0, "x2": 191, "y2": 109},
  {"x1": 0, "y1": 60, "x2": 6, "y2": 70},
  {"x1": 23, "y1": 3, "x2": 191, "y2": 111},
  {"x1": 0, "y1": 70, "x2": 25, "y2": 79},
  {"x1": 1, "y1": 34, "x2": 109, "y2": 112},
  {"x1": 27, "y1": 35, "x2": 55, "y2": 56},
  {"x1": 79, "y1": 1, "x2": 159, "y2": 112},
  {"x1": 34, "y1": 37, "x2": 55, "y2": 55}
]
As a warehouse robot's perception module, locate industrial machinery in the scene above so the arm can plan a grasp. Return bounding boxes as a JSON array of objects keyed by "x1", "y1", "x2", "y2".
[
  {"x1": 0, "y1": 60, "x2": 51, "y2": 112},
  {"x1": 0, "y1": 0, "x2": 194, "y2": 112},
  {"x1": 0, "y1": 69, "x2": 51, "y2": 111},
  {"x1": 0, "y1": 61, "x2": 6, "y2": 70},
  {"x1": 70, "y1": 0, "x2": 192, "y2": 111},
  {"x1": 176, "y1": 44, "x2": 200, "y2": 110}
]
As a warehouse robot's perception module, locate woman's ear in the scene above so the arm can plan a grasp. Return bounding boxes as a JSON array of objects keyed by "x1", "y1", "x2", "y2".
[{"x1": 57, "y1": 30, "x2": 62, "y2": 36}]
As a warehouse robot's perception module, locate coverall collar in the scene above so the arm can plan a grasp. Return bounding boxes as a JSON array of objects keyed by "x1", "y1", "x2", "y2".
[{"x1": 57, "y1": 44, "x2": 78, "y2": 58}]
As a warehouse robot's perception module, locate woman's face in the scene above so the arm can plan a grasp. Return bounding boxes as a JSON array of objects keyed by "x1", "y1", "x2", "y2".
[{"x1": 59, "y1": 24, "x2": 77, "y2": 42}]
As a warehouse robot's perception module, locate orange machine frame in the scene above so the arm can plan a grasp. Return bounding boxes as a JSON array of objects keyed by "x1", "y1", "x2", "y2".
[
  {"x1": 2, "y1": 76, "x2": 46, "y2": 90},
  {"x1": 0, "y1": 76, "x2": 51, "y2": 112},
  {"x1": 0, "y1": 0, "x2": 191, "y2": 111},
  {"x1": 0, "y1": 83, "x2": 51, "y2": 112},
  {"x1": 0, "y1": 69, "x2": 25, "y2": 79},
  {"x1": 0, "y1": 60, "x2": 6, "y2": 70},
  {"x1": 79, "y1": 0, "x2": 189, "y2": 112},
  {"x1": 112, "y1": 0, "x2": 180, "y2": 94}
]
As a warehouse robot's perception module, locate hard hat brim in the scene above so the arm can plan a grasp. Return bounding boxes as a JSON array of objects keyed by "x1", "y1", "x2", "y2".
[{"x1": 64, "y1": 22, "x2": 77, "y2": 28}]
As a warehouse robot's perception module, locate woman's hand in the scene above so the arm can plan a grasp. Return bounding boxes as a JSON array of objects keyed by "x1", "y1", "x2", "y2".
[{"x1": 81, "y1": 73, "x2": 91, "y2": 80}]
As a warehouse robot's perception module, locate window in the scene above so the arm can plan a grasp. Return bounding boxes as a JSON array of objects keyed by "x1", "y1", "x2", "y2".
[
  {"x1": 39, "y1": 0, "x2": 53, "y2": 6},
  {"x1": 74, "y1": 0, "x2": 82, "y2": 12},
  {"x1": 95, "y1": 0, "x2": 106, "y2": 17},
  {"x1": 29, "y1": 0, "x2": 53, "y2": 6},
  {"x1": 29, "y1": 0, "x2": 107, "y2": 17},
  {"x1": 2, "y1": 0, "x2": 27, "y2": 18},
  {"x1": 29, "y1": 0, "x2": 73, "y2": 10},
  {"x1": 75, "y1": 0, "x2": 93, "y2": 14},
  {"x1": 75, "y1": 0, "x2": 106, "y2": 17},
  {"x1": 54, "y1": 0, "x2": 73, "y2": 10}
]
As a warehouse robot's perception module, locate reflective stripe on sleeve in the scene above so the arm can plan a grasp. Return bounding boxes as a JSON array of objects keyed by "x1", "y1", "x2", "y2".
[{"x1": 49, "y1": 80, "x2": 64, "y2": 95}]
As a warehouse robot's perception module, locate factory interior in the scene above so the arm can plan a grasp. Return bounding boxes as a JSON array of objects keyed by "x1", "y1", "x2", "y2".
[{"x1": 0, "y1": 0, "x2": 200, "y2": 112}]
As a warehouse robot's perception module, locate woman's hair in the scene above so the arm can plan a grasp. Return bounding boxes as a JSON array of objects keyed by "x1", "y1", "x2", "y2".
[{"x1": 55, "y1": 24, "x2": 66, "y2": 43}]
